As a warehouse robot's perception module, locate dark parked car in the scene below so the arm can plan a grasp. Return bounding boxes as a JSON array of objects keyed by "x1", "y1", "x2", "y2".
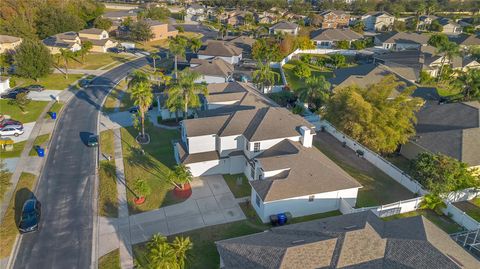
[
  {"x1": 27, "y1": 85, "x2": 45, "y2": 92},
  {"x1": 19, "y1": 198, "x2": 41, "y2": 233},
  {"x1": 0, "y1": 118, "x2": 23, "y2": 129},
  {"x1": 87, "y1": 134, "x2": 99, "y2": 147},
  {"x1": 128, "y1": 105, "x2": 154, "y2": 113},
  {"x1": 0, "y1": 88, "x2": 29, "y2": 99},
  {"x1": 108, "y1": 47, "x2": 125, "y2": 53}
]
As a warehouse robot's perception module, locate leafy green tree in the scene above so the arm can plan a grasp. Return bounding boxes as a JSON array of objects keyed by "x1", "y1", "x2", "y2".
[
  {"x1": 298, "y1": 76, "x2": 331, "y2": 111},
  {"x1": 436, "y1": 41, "x2": 459, "y2": 81},
  {"x1": 253, "y1": 62, "x2": 280, "y2": 92},
  {"x1": 189, "y1": 38, "x2": 202, "y2": 53},
  {"x1": 9, "y1": 92, "x2": 31, "y2": 113},
  {"x1": 393, "y1": 21, "x2": 406, "y2": 32},
  {"x1": 35, "y1": 6, "x2": 84, "y2": 39},
  {"x1": 166, "y1": 69, "x2": 207, "y2": 119},
  {"x1": 292, "y1": 104, "x2": 304, "y2": 115},
  {"x1": 336, "y1": 40, "x2": 350, "y2": 49},
  {"x1": 294, "y1": 35, "x2": 315, "y2": 50},
  {"x1": 428, "y1": 33, "x2": 449, "y2": 48},
  {"x1": 293, "y1": 61, "x2": 311, "y2": 79},
  {"x1": 329, "y1": 54, "x2": 346, "y2": 69},
  {"x1": 59, "y1": 48, "x2": 75, "y2": 79},
  {"x1": 133, "y1": 179, "x2": 151, "y2": 198},
  {"x1": 429, "y1": 20, "x2": 443, "y2": 32},
  {"x1": 93, "y1": 17, "x2": 113, "y2": 31},
  {"x1": 129, "y1": 71, "x2": 153, "y2": 138},
  {"x1": 419, "y1": 193, "x2": 446, "y2": 215},
  {"x1": 0, "y1": 52, "x2": 14, "y2": 75},
  {"x1": 458, "y1": 69, "x2": 480, "y2": 101},
  {"x1": 171, "y1": 236, "x2": 193, "y2": 269},
  {"x1": 14, "y1": 39, "x2": 53, "y2": 81},
  {"x1": 252, "y1": 39, "x2": 281, "y2": 64},
  {"x1": 351, "y1": 40, "x2": 366, "y2": 50},
  {"x1": 137, "y1": 234, "x2": 192, "y2": 269},
  {"x1": 144, "y1": 7, "x2": 170, "y2": 21},
  {"x1": 323, "y1": 75, "x2": 423, "y2": 153},
  {"x1": 351, "y1": 21, "x2": 365, "y2": 34},
  {"x1": 169, "y1": 36, "x2": 187, "y2": 79},
  {"x1": 130, "y1": 21, "x2": 154, "y2": 44},
  {"x1": 244, "y1": 13, "x2": 254, "y2": 25},
  {"x1": 411, "y1": 153, "x2": 480, "y2": 194}
]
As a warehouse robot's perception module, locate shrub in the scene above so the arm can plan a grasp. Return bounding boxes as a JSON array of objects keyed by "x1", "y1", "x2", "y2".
[
  {"x1": 292, "y1": 105, "x2": 304, "y2": 115},
  {"x1": 133, "y1": 179, "x2": 151, "y2": 197},
  {"x1": 293, "y1": 62, "x2": 311, "y2": 79}
]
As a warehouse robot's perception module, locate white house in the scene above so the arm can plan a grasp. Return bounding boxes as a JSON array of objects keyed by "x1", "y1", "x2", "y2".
[
  {"x1": 174, "y1": 106, "x2": 362, "y2": 222},
  {"x1": 197, "y1": 41, "x2": 243, "y2": 65},
  {"x1": 42, "y1": 31, "x2": 82, "y2": 54},
  {"x1": 189, "y1": 58, "x2": 234, "y2": 84},
  {"x1": 0, "y1": 77, "x2": 10, "y2": 95},
  {"x1": 361, "y1": 11, "x2": 395, "y2": 32},
  {"x1": 185, "y1": 4, "x2": 205, "y2": 22},
  {"x1": 374, "y1": 31, "x2": 429, "y2": 51},
  {"x1": 310, "y1": 28, "x2": 363, "y2": 48}
]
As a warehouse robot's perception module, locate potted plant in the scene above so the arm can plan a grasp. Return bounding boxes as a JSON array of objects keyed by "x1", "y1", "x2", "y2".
[
  {"x1": 133, "y1": 179, "x2": 151, "y2": 205},
  {"x1": 168, "y1": 165, "x2": 193, "y2": 199}
]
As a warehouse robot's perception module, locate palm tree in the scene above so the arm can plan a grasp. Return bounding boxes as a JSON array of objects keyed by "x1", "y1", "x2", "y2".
[
  {"x1": 189, "y1": 38, "x2": 202, "y2": 54},
  {"x1": 169, "y1": 36, "x2": 187, "y2": 79},
  {"x1": 129, "y1": 73, "x2": 153, "y2": 139},
  {"x1": 165, "y1": 89, "x2": 183, "y2": 122},
  {"x1": 419, "y1": 193, "x2": 446, "y2": 215},
  {"x1": 297, "y1": 76, "x2": 331, "y2": 110},
  {"x1": 151, "y1": 53, "x2": 160, "y2": 73},
  {"x1": 78, "y1": 41, "x2": 92, "y2": 63},
  {"x1": 252, "y1": 62, "x2": 280, "y2": 93},
  {"x1": 144, "y1": 234, "x2": 177, "y2": 269},
  {"x1": 219, "y1": 24, "x2": 229, "y2": 40},
  {"x1": 59, "y1": 48, "x2": 75, "y2": 79},
  {"x1": 166, "y1": 69, "x2": 207, "y2": 119},
  {"x1": 436, "y1": 41, "x2": 459, "y2": 81},
  {"x1": 459, "y1": 69, "x2": 480, "y2": 101},
  {"x1": 172, "y1": 236, "x2": 193, "y2": 269},
  {"x1": 128, "y1": 70, "x2": 149, "y2": 88}
]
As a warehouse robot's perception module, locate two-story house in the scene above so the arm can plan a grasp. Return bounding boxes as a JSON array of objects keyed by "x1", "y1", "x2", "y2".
[
  {"x1": 310, "y1": 28, "x2": 363, "y2": 48},
  {"x1": 361, "y1": 11, "x2": 395, "y2": 32},
  {"x1": 174, "y1": 106, "x2": 361, "y2": 222},
  {"x1": 268, "y1": 21, "x2": 299, "y2": 36},
  {"x1": 78, "y1": 28, "x2": 118, "y2": 53},
  {"x1": 185, "y1": 4, "x2": 205, "y2": 22},
  {"x1": 42, "y1": 31, "x2": 82, "y2": 54},
  {"x1": 198, "y1": 41, "x2": 243, "y2": 65},
  {"x1": 437, "y1": 18, "x2": 463, "y2": 35},
  {"x1": 143, "y1": 19, "x2": 178, "y2": 41},
  {"x1": 318, "y1": 10, "x2": 350, "y2": 29},
  {"x1": 189, "y1": 58, "x2": 234, "y2": 84},
  {"x1": 374, "y1": 31, "x2": 429, "y2": 50}
]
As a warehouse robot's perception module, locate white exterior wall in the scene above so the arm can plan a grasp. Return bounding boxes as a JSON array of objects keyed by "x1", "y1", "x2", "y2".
[
  {"x1": 187, "y1": 159, "x2": 229, "y2": 177},
  {"x1": 195, "y1": 75, "x2": 227, "y2": 84},
  {"x1": 245, "y1": 136, "x2": 301, "y2": 159},
  {"x1": 208, "y1": 100, "x2": 238, "y2": 110},
  {"x1": 187, "y1": 135, "x2": 216, "y2": 154},
  {"x1": 197, "y1": 55, "x2": 242, "y2": 65},
  {"x1": 219, "y1": 135, "x2": 244, "y2": 157},
  {"x1": 0, "y1": 77, "x2": 10, "y2": 95},
  {"x1": 229, "y1": 155, "x2": 246, "y2": 174},
  {"x1": 253, "y1": 187, "x2": 360, "y2": 223},
  {"x1": 262, "y1": 168, "x2": 290, "y2": 178}
]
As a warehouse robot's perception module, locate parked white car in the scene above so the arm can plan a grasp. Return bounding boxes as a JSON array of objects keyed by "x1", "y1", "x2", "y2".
[{"x1": 0, "y1": 126, "x2": 24, "y2": 137}]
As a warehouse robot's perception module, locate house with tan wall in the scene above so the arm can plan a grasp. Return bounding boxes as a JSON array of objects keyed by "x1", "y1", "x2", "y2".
[
  {"x1": 42, "y1": 32, "x2": 82, "y2": 54},
  {"x1": 143, "y1": 19, "x2": 178, "y2": 41},
  {"x1": 78, "y1": 28, "x2": 118, "y2": 53},
  {"x1": 0, "y1": 35, "x2": 22, "y2": 54}
]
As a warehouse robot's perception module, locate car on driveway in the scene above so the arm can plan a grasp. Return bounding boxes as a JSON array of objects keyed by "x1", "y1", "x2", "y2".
[
  {"x1": 129, "y1": 105, "x2": 154, "y2": 113},
  {"x1": 19, "y1": 198, "x2": 41, "y2": 233},
  {"x1": 87, "y1": 134, "x2": 99, "y2": 147},
  {"x1": 0, "y1": 88, "x2": 29, "y2": 99},
  {"x1": 27, "y1": 85, "x2": 45, "y2": 92},
  {"x1": 0, "y1": 118, "x2": 23, "y2": 129},
  {"x1": 0, "y1": 126, "x2": 24, "y2": 137}
]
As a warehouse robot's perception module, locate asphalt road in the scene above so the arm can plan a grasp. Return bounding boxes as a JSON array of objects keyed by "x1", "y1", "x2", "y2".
[{"x1": 13, "y1": 57, "x2": 148, "y2": 269}]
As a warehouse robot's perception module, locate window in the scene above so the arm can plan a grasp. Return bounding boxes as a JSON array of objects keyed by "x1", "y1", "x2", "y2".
[
  {"x1": 308, "y1": 195, "x2": 315, "y2": 202},
  {"x1": 256, "y1": 194, "x2": 261, "y2": 207},
  {"x1": 253, "y1": 142, "x2": 260, "y2": 152},
  {"x1": 250, "y1": 165, "x2": 255, "y2": 179}
]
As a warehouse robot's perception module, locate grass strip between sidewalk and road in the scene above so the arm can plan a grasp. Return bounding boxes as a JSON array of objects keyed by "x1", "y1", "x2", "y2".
[
  {"x1": 0, "y1": 172, "x2": 37, "y2": 258},
  {"x1": 28, "y1": 134, "x2": 51, "y2": 156},
  {"x1": 98, "y1": 130, "x2": 118, "y2": 218},
  {"x1": 98, "y1": 248, "x2": 120, "y2": 269}
]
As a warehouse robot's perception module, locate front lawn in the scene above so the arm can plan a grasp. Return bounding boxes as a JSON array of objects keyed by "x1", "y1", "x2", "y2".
[
  {"x1": 98, "y1": 130, "x2": 118, "y2": 218},
  {"x1": 103, "y1": 80, "x2": 133, "y2": 113},
  {"x1": 0, "y1": 99, "x2": 48, "y2": 123},
  {"x1": 29, "y1": 134, "x2": 51, "y2": 156},
  {"x1": 383, "y1": 209, "x2": 463, "y2": 234},
  {"x1": 55, "y1": 53, "x2": 133, "y2": 70},
  {"x1": 121, "y1": 125, "x2": 182, "y2": 214},
  {"x1": 453, "y1": 198, "x2": 480, "y2": 222},
  {"x1": 13, "y1": 73, "x2": 84, "y2": 90},
  {"x1": 99, "y1": 248, "x2": 120, "y2": 269},
  {"x1": 223, "y1": 174, "x2": 250, "y2": 198},
  {"x1": 282, "y1": 60, "x2": 333, "y2": 91},
  {"x1": 0, "y1": 172, "x2": 37, "y2": 258},
  {"x1": 0, "y1": 140, "x2": 26, "y2": 158}
]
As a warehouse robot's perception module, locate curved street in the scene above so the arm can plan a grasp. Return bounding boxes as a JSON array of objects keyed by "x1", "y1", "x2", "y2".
[{"x1": 12, "y1": 57, "x2": 148, "y2": 269}]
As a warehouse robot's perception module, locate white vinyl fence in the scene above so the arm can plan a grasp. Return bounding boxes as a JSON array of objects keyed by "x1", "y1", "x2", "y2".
[
  {"x1": 271, "y1": 48, "x2": 361, "y2": 67},
  {"x1": 446, "y1": 188, "x2": 480, "y2": 203},
  {"x1": 444, "y1": 202, "x2": 480, "y2": 230},
  {"x1": 340, "y1": 197, "x2": 423, "y2": 218}
]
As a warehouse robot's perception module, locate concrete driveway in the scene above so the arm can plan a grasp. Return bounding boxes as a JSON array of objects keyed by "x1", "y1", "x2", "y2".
[
  {"x1": 2, "y1": 122, "x2": 35, "y2": 143},
  {"x1": 28, "y1": 90, "x2": 62, "y2": 101},
  {"x1": 98, "y1": 175, "x2": 246, "y2": 256}
]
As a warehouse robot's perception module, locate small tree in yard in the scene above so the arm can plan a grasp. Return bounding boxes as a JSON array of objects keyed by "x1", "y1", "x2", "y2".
[
  {"x1": 168, "y1": 164, "x2": 193, "y2": 190},
  {"x1": 78, "y1": 41, "x2": 93, "y2": 63},
  {"x1": 189, "y1": 37, "x2": 202, "y2": 54},
  {"x1": 293, "y1": 61, "x2": 311, "y2": 79},
  {"x1": 298, "y1": 76, "x2": 331, "y2": 111},
  {"x1": 130, "y1": 21, "x2": 154, "y2": 44},
  {"x1": 9, "y1": 92, "x2": 31, "y2": 113},
  {"x1": 59, "y1": 48, "x2": 75, "y2": 79},
  {"x1": 93, "y1": 17, "x2": 113, "y2": 31},
  {"x1": 336, "y1": 40, "x2": 350, "y2": 49},
  {"x1": 166, "y1": 69, "x2": 207, "y2": 119},
  {"x1": 129, "y1": 71, "x2": 153, "y2": 140},
  {"x1": 14, "y1": 39, "x2": 52, "y2": 81},
  {"x1": 329, "y1": 54, "x2": 346, "y2": 69},
  {"x1": 419, "y1": 193, "x2": 447, "y2": 215},
  {"x1": 253, "y1": 62, "x2": 280, "y2": 93},
  {"x1": 133, "y1": 179, "x2": 151, "y2": 199},
  {"x1": 136, "y1": 233, "x2": 192, "y2": 269}
]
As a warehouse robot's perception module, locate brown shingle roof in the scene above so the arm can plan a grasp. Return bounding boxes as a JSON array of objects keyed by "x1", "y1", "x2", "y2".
[
  {"x1": 198, "y1": 41, "x2": 243, "y2": 57},
  {"x1": 190, "y1": 58, "x2": 234, "y2": 77},
  {"x1": 79, "y1": 28, "x2": 105, "y2": 35},
  {"x1": 0, "y1": 35, "x2": 21, "y2": 44},
  {"x1": 376, "y1": 31, "x2": 429, "y2": 45},
  {"x1": 311, "y1": 28, "x2": 363, "y2": 42}
]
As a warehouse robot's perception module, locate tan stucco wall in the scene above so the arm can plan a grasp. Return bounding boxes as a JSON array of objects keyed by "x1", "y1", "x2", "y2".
[
  {"x1": 0, "y1": 40, "x2": 22, "y2": 53},
  {"x1": 150, "y1": 25, "x2": 178, "y2": 40}
]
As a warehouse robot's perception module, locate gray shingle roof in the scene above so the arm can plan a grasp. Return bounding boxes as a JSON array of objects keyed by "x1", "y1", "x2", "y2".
[
  {"x1": 310, "y1": 28, "x2": 363, "y2": 42},
  {"x1": 269, "y1": 21, "x2": 299, "y2": 30},
  {"x1": 79, "y1": 28, "x2": 105, "y2": 35},
  {"x1": 198, "y1": 41, "x2": 243, "y2": 57},
  {"x1": 376, "y1": 31, "x2": 429, "y2": 45},
  {"x1": 0, "y1": 35, "x2": 21, "y2": 44},
  {"x1": 216, "y1": 211, "x2": 480, "y2": 269},
  {"x1": 190, "y1": 58, "x2": 234, "y2": 77},
  {"x1": 449, "y1": 34, "x2": 480, "y2": 46}
]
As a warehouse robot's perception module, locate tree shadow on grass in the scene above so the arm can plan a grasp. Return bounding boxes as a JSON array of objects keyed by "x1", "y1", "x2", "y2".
[{"x1": 14, "y1": 188, "x2": 35, "y2": 228}]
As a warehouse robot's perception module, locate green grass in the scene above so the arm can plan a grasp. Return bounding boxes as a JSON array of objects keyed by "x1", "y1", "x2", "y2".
[
  {"x1": 13, "y1": 73, "x2": 84, "y2": 90},
  {"x1": 0, "y1": 172, "x2": 12, "y2": 202},
  {"x1": 57, "y1": 53, "x2": 133, "y2": 70},
  {"x1": 223, "y1": 174, "x2": 250, "y2": 198},
  {"x1": 100, "y1": 130, "x2": 115, "y2": 158},
  {"x1": 29, "y1": 134, "x2": 51, "y2": 156},
  {"x1": 289, "y1": 210, "x2": 342, "y2": 224},
  {"x1": 453, "y1": 198, "x2": 480, "y2": 222},
  {"x1": 314, "y1": 141, "x2": 415, "y2": 207},
  {"x1": 99, "y1": 248, "x2": 120, "y2": 269},
  {"x1": 98, "y1": 130, "x2": 118, "y2": 218},
  {"x1": 0, "y1": 172, "x2": 37, "y2": 258},
  {"x1": 0, "y1": 100, "x2": 48, "y2": 123},
  {"x1": 0, "y1": 140, "x2": 26, "y2": 158},
  {"x1": 384, "y1": 154, "x2": 413, "y2": 176},
  {"x1": 121, "y1": 124, "x2": 183, "y2": 214},
  {"x1": 44, "y1": 102, "x2": 64, "y2": 119},
  {"x1": 103, "y1": 80, "x2": 133, "y2": 113},
  {"x1": 383, "y1": 209, "x2": 463, "y2": 234},
  {"x1": 282, "y1": 61, "x2": 333, "y2": 91}
]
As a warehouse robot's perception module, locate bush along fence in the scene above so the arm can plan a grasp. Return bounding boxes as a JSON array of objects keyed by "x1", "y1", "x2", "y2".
[
  {"x1": 271, "y1": 48, "x2": 361, "y2": 68},
  {"x1": 315, "y1": 119, "x2": 480, "y2": 231}
]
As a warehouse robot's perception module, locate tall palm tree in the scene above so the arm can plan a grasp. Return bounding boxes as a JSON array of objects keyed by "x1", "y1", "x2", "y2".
[
  {"x1": 166, "y1": 69, "x2": 207, "y2": 119},
  {"x1": 436, "y1": 41, "x2": 459, "y2": 81},
  {"x1": 172, "y1": 236, "x2": 193, "y2": 269},
  {"x1": 78, "y1": 41, "x2": 92, "y2": 63},
  {"x1": 59, "y1": 48, "x2": 75, "y2": 79},
  {"x1": 151, "y1": 53, "x2": 160, "y2": 73},
  {"x1": 128, "y1": 70, "x2": 149, "y2": 88},
  {"x1": 189, "y1": 38, "x2": 202, "y2": 54},
  {"x1": 129, "y1": 75, "x2": 153, "y2": 139},
  {"x1": 219, "y1": 24, "x2": 229, "y2": 40},
  {"x1": 298, "y1": 76, "x2": 331, "y2": 110},
  {"x1": 459, "y1": 69, "x2": 480, "y2": 101},
  {"x1": 144, "y1": 234, "x2": 177, "y2": 269},
  {"x1": 252, "y1": 62, "x2": 279, "y2": 93},
  {"x1": 169, "y1": 36, "x2": 187, "y2": 79}
]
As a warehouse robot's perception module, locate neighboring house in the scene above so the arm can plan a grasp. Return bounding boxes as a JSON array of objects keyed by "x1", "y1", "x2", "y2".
[
  {"x1": 216, "y1": 211, "x2": 480, "y2": 268},
  {"x1": 174, "y1": 106, "x2": 361, "y2": 222},
  {"x1": 78, "y1": 28, "x2": 118, "y2": 53},
  {"x1": 0, "y1": 35, "x2": 22, "y2": 54},
  {"x1": 198, "y1": 41, "x2": 243, "y2": 65},
  {"x1": 269, "y1": 21, "x2": 299, "y2": 36},
  {"x1": 317, "y1": 10, "x2": 350, "y2": 29},
  {"x1": 102, "y1": 9, "x2": 139, "y2": 22},
  {"x1": 401, "y1": 101, "x2": 480, "y2": 169},
  {"x1": 0, "y1": 77, "x2": 10, "y2": 95},
  {"x1": 449, "y1": 34, "x2": 480, "y2": 49},
  {"x1": 310, "y1": 28, "x2": 363, "y2": 48},
  {"x1": 418, "y1": 15, "x2": 438, "y2": 31},
  {"x1": 42, "y1": 31, "x2": 82, "y2": 54},
  {"x1": 226, "y1": 35, "x2": 256, "y2": 59},
  {"x1": 257, "y1": 15, "x2": 276, "y2": 24},
  {"x1": 189, "y1": 58, "x2": 234, "y2": 84},
  {"x1": 185, "y1": 3, "x2": 205, "y2": 22},
  {"x1": 437, "y1": 18, "x2": 463, "y2": 35},
  {"x1": 143, "y1": 19, "x2": 178, "y2": 41},
  {"x1": 361, "y1": 11, "x2": 395, "y2": 32},
  {"x1": 374, "y1": 31, "x2": 429, "y2": 50}
]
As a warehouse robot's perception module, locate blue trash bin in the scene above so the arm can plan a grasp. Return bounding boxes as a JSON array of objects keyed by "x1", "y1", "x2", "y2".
[
  {"x1": 37, "y1": 147, "x2": 44, "y2": 157},
  {"x1": 51, "y1": 112, "x2": 57, "y2": 120},
  {"x1": 277, "y1": 213, "x2": 287, "y2": 226}
]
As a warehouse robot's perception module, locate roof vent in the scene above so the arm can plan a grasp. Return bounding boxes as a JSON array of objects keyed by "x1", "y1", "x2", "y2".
[
  {"x1": 291, "y1": 240, "x2": 305, "y2": 245},
  {"x1": 343, "y1": 225, "x2": 357, "y2": 230}
]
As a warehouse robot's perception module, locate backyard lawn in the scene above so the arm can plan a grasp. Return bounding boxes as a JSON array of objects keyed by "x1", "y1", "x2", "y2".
[
  {"x1": 454, "y1": 198, "x2": 480, "y2": 222},
  {"x1": 384, "y1": 154, "x2": 414, "y2": 177},
  {"x1": 314, "y1": 132, "x2": 415, "y2": 208},
  {"x1": 121, "y1": 124, "x2": 182, "y2": 214},
  {"x1": 98, "y1": 130, "x2": 118, "y2": 218},
  {"x1": 13, "y1": 73, "x2": 84, "y2": 90},
  {"x1": 0, "y1": 172, "x2": 37, "y2": 258},
  {"x1": 282, "y1": 60, "x2": 333, "y2": 91},
  {"x1": 29, "y1": 134, "x2": 51, "y2": 156},
  {"x1": 0, "y1": 99, "x2": 48, "y2": 123},
  {"x1": 223, "y1": 174, "x2": 250, "y2": 198},
  {"x1": 383, "y1": 209, "x2": 463, "y2": 234},
  {"x1": 99, "y1": 248, "x2": 120, "y2": 269}
]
